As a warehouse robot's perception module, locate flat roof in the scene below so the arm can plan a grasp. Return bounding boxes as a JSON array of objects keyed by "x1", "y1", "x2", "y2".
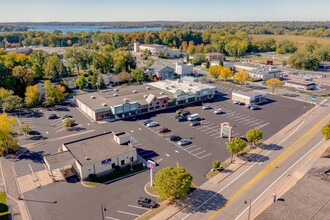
[
  {"x1": 286, "y1": 81, "x2": 316, "y2": 86},
  {"x1": 232, "y1": 91, "x2": 266, "y2": 98},
  {"x1": 43, "y1": 151, "x2": 75, "y2": 167},
  {"x1": 64, "y1": 132, "x2": 134, "y2": 166}
]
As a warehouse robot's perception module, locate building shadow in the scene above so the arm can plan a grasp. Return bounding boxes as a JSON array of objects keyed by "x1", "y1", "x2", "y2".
[
  {"x1": 258, "y1": 144, "x2": 283, "y2": 151},
  {"x1": 239, "y1": 153, "x2": 269, "y2": 163},
  {"x1": 136, "y1": 148, "x2": 159, "y2": 161},
  {"x1": 17, "y1": 150, "x2": 45, "y2": 164},
  {"x1": 173, "y1": 189, "x2": 227, "y2": 214},
  {"x1": 258, "y1": 98, "x2": 276, "y2": 106}
]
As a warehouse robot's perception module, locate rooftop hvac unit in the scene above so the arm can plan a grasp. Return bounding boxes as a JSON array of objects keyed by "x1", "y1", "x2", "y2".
[
  {"x1": 90, "y1": 96, "x2": 96, "y2": 99},
  {"x1": 102, "y1": 103, "x2": 107, "y2": 107},
  {"x1": 160, "y1": 92, "x2": 164, "y2": 95},
  {"x1": 113, "y1": 93, "x2": 118, "y2": 96},
  {"x1": 143, "y1": 95, "x2": 148, "y2": 98},
  {"x1": 85, "y1": 156, "x2": 90, "y2": 160},
  {"x1": 165, "y1": 86, "x2": 170, "y2": 90},
  {"x1": 146, "y1": 87, "x2": 150, "y2": 90},
  {"x1": 124, "y1": 98, "x2": 129, "y2": 102},
  {"x1": 132, "y1": 90, "x2": 137, "y2": 93}
]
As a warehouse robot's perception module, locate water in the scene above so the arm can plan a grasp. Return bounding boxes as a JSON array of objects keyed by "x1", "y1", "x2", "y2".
[{"x1": 26, "y1": 25, "x2": 161, "y2": 34}]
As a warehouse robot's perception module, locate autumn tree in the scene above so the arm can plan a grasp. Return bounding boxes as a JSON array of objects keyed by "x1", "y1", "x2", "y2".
[
  {"x1": 12, "y1": 65, "x2": 35, "y2": 87},
  {"x1": 225, "y1": 40, "x2": 248, "y2": 60},
  {"x1": 43, "y1": 80, "x2": 65, "y2": 105},
  {"x1": 0, "y1": 88, "x2": 14, "y2": 109},
  {"x1": 131, "y1": 68, "x2": 146, "y2": 84},
  {"x1": 226, "y1": 137, "x2": 246, "y2": 163},
  {"x1": 18, "y1": 123, "x2": 31, "y2": 136},
  {"x1": 24, "y1": 85, "x2": 40, "y2": 107},
  {"x1": 266, "y1": 78, "x2": 282, "y2": 94},
  {"x1": 154, "y1": 167, "x2": 192, "y2": 200},
  {"x1": 233, "y1": 70, "x2": 249, "y2": 86},
  {"x1": 117, "y1": 72, "x2": 133, "y2": 84},
  {"x1": 245, "y1": 128, "x2": 263, "y2": 146},
  {"x1": 220, "y1": 67, "x2": 233, "y2": 81},
  {"x1": 0, "y1": 113, "x2": 19, "y2": 155},
  {"x1": 44, "y1": 53, "x2": 62, "y2": 79},
  {"x1": 208, "y1": 65, "x2": 222, "y2": 79},
  {"x1": 321, "y1": 121, "x2": 330, "y2": 141},
  {"x1": 2, "y1": 95, "x2": 23, "y2": 112},
  {"x1": 74, "y1": 75, "x2": 87, "y2": 90}
]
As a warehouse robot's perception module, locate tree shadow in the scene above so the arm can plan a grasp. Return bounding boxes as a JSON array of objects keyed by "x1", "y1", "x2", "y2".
[
  {"x1": 0, "y1": 203, "x2": 8, "y2": 214},
  {"x1": 173, "y1": 189, "x2": 227, "y2": 214},
  {"x1": 258, "y1": 144, "x2": 283, "y2": 151},
  {"x1": 18, "y1": 150, "x2": 45, "y2": 164},
  {"x1": 240, "y1": 153, "x2": 269, "y2": 163}
]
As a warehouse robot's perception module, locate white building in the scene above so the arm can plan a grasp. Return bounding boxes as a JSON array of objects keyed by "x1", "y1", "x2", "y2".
[
  {"x1": 135, "y1": 42, "x2": 181, "y2": 58},
  {"x1": 175, "y1": 62, "x2": 193, "y2": 76},
  {"x1": 284, "y1": 81, "x2": 317, "y2": 90},
  {"x1": 248, "y1": 67, "x2": 281, "y2": 81},
  {"x1": 44, "y1": 132, "x2": 138, "y2": 180},
  {"x1": 232, "y1": 91, "x2": 267, "y2": 105}
]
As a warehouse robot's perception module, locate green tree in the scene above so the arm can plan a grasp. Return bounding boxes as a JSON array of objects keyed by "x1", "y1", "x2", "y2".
[
  {"x1": 245, "y1": 128, "x2": 263, "y2": 146},
  {"x1": 88, "y1": 72, "x2": 98, "y2": 89},
  {"x1": 44, "y1": 53, "x2": 62, "y2": 79},
  {"x1": 164, "y1": 50, "x2": 170, "y2": 58},
  {"x1": 146, "y1": 58, "x2": 154, "y2": 67},
  {"x1": 225, "y1": 40, "x2": 248, "y2": 60},
  {"x1": 276, "y1": 40, "x2": 297, "y2": 54},
  {"x1": 63, "y1": 118, "x2": 75, "y2": 128},
  {"x1": 117, "y1": 71, "x2": 133, "y2": 84},
  {"x1": 24, "y1": 85, "x2": 40, "y2": 107},
  {"x1": 29, "y1": 50, "x2": 48, "y2": 78},
  {"x1": 205, "y1": 59, "x2": 210, "y2": 68},
  {"x1": 98, "y1": 75, "x2": 106, "y2": 89},
  {"x1": 282, "y1": 60, "x2": 287, "y2": 66},
  {"x1": 2, "y1": 95, "x2": 23, "y2": 112},
  {"x1": 74, "y1": 75, "x2": 87, "y2": 90},
  {"x1": 191, "y1": 53, "x2": 206, "y2": 65},
  {"x1": 0, "y1": 113, "x2": 19, "y2": 155},
  {"x1": 0, "y1": 88, "x2": 14, "y2": 109},
  {"x1": 43, "y1": 80, "x2": 66, "y2": 105},
  {"x1": 266, "y1": 78, "x2": 282, "y2": 94},
  {"x1": 321, "y1": 121, "x2": 330, "y2": 141},
  {"x1": 154, "y1": 167, "x2": 193, "y2": 200},
  {"x1": 289, "y1": 50, "x2": 320, "y2": 70},
  {"x1": 226, "y1": 137, "x2": 247, "y2": 163},
  {"x1": 212, "y1": 160, "x2": 221, "y2": 171},
  {"x1": 93, "y1": 52, "x2": 113, "y2": 74},
  {"x1": 131, "y1": 68, "x2": 146, "y2": 84},
  {"x1": 18, "y1": 123, "x2": 31, "y2": 136},
  {"x1": 233, "y1": 70, "x2": 249, "y2": 86}
]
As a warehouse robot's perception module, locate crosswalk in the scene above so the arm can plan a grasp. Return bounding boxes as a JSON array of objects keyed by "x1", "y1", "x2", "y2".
[{"x1": 138, "y1": 121, "x2": 212, "y2": 160}]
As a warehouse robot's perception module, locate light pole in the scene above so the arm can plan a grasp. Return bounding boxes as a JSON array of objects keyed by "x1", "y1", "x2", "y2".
[
  {"x1": 161, "y1": 116, "x2": 164, "y2": 137},
  {"x1": 130, "y1": 136, "x2": 133, "y2": 171}
]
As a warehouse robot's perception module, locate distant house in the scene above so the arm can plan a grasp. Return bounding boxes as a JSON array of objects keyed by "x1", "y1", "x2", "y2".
[
  {"x1": 175, "y1": 62, "x2": 193, "y2": 76},
  {"x1": 205, "y1": 52, "x2": 226, "y2": 62},
  {"x1": 248, "y1": 67, "x2": 281, "y2": 81},
  {"x1": 147, "y1": 63, "x2": 174, "y2": 80},
  {"x1": 134, "y1": 42, "x2": 181, "y2": 58},
  {"x1": 284, "y1": 81, "x2": 317, "y2": 91}
]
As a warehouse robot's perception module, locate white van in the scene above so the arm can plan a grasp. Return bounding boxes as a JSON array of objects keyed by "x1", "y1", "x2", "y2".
[{"x1": 188, "y1": 113, "x2": 199, "y2": 121}]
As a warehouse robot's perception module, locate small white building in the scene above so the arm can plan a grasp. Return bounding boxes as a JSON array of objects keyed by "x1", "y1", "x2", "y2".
[
  {"x1": 284, "y1": 81, "x2": 317, "y2": 91},
  {"x1": 248, "y1": 67, "x2": 281, "y2": 81},
  {"x1": 44, "y1": 132, "x2": 137, "y2": 180},
  {"x1": 175, "y1": 62, "x2": 193, "y2": 76},
  {"x1": 232, "y1": 91, "x2": 267, "y2": 105},
  {"x1": 135, "y1": 42, "x2": 181, "y2": 58}
]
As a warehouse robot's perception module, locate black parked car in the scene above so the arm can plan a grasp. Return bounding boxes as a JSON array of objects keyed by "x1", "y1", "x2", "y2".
[
  {"x1": 170, "y1": 135, "x2": 181, "y2": 141},
  {"x1": 137, "y1": 197, "x2": 157, "y2": 208},
  {"x1": 30, "y1": 135, "x2": 43, "y2": 140},
  {"x1": 181, "y1": 111, "x2": 191, "y2": 116},
  {"x1": 47, "y1": 113, "x2": 58, "y2": 119},
  {"x1": 27, "y1": 130, "x2": 41, "y2": 135}
]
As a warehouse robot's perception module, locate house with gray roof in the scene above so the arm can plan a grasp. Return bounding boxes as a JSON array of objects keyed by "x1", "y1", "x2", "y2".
[{"x1": 146, "y1": 63, "x2": 174, "y2": 80}]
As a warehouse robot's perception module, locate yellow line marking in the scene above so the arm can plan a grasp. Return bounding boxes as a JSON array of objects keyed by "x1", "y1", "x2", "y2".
[{"x1": 208, "y1": 113, "x2": 330, "y2": 220}]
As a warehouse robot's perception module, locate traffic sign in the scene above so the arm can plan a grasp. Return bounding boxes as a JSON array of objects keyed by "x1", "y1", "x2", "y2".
[
  {"x1": 311, "y1": 95, "x2": 316, "y2": 101},
  {"x1": 147, "y1": 160, "x2": 156, "y2": 169}
]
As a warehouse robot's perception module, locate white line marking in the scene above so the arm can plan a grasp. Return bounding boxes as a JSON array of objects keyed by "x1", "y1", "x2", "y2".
[
  {"x1": 185, "y1": 145, "x2": 196, "y2": 150},
  {"x1": 117, "y1": 211, "x2": 140, "y2": 217},
  {"x1": 189, "y1": 148, "x2": 201, "y2": 153},
  {"x1": 127, "y1": 205, "x2": 150, "y2": 210},
  {"x1": 234, "y1": 139, "x2": 325, "y2": 220},
  {"x1": 175, "y1": 150, "x2": 179, "y2": 153},
  {"x1": 205, "y1": 130, "x2": 218, "y2": 135},
  {"x1": 131, "y1": 130, "x2": 134, "y2": 133},
  {"x1": 210, "y1": 133, "x2": 220, "y2": 137},
  {"x1": 198, "y1": 153, "x2": 212, "y2": 159},
  {"x1": 106, "y1": 217, "x2": 120, "y2": 220},
  {"x1": 194, "y1": 150, "x2": 206, "y2": 156},
  {"x1": 180, "y1": 120, "x2": 305, "y2": 220},
  {"x1": 166, "y1": 154, "x2": 170, "y2": 157},
  {"x1": 139, "y1": 128, "x2": 142, "y2": 131}
]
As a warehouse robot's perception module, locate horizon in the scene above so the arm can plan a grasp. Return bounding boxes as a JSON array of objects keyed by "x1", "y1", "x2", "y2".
[{"x1": 0, "y1": 0, "x2": 329, "y2": 22}]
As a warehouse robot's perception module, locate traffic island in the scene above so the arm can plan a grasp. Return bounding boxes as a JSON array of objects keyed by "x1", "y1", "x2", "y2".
[{"x1": 144, "y1": 182, "x2": 159, "y2": 198}]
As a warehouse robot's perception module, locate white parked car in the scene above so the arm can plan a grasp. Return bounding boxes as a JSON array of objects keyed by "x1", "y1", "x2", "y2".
[
  {"x1": 202, "y1": 105, "x2": 212, "y2": 110},
  {"x1": 188, "y1": 113, "x2": 200, "y2": 121},
  {"x1": 214, "y1": 109, "x2": 222, "y2": 114},
  {"x1": 178, "y1": 138, "x2": 191, "y2": 146},
  {"x1": 146, "y1": 122, "x2": 159, "y2": 127}
]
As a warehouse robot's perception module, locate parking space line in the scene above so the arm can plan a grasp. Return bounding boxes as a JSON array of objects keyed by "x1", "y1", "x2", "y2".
[
  {"x1": 229, "y1": 113, "x2": 247, "y2": 120},
  {"x1": 106, "y1": 217, "x2": 120, "y2": 220},
  {"x1": 247, "y1": 120, "x2": 264, "y2": 126},
  {"x1": 226, "y1": 113, "x2": 246, "y2": 119},
  {"x1": 198, "y1": 153, "x2": 212, "y2": 159},
  {"x1": 205, "y1": 130, "x2": 218, "y2": 135},
  {"x1": 194, "y1": 150, "x2": 206, "y2": 156},
  {"x1": 189, "y1": 148, "x2": 201, "y2": 153},
  {"x1": 185, "y1": 145, "x2": 196, "y2": 150},
  {"x1": 117, "y1": 211, "x2": 140, "y2": 217},
  {"x1": 236, "y1": 116, "x2": 255, "y2": 122},
  {"x1": 233, "y1": 115, "x2": 251, "y2": 121},
  {"x1": 255, "y1": 122, "x2": 270, "y2": 129},
  {"x1": 210, "y1": 133, "x2": 220, "y2": 137},
  {"x1": 243, "y1": 119, "x2": 261, "y2": 125},
  {"x1": 127, "y1": 205, "x2": 150, "y2": 210}
]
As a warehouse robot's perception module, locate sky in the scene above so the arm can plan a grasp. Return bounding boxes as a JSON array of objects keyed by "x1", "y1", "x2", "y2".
[{"x1": 0, "y1": 0, "x2": 329, "y2": 22}]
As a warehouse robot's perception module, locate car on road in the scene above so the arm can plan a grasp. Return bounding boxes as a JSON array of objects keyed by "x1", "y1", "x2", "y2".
[
  {"x1": 178, "y1": 138, "x2": 191, "y2": 146},
  {"x1": 214, "y1": 108, "x2": 222, "y2": 114},
  {"x1": 47, "y1": 113, "x2": 58, "y2": 119},
  {"x1": 137, "y1": 197, "x2": 157, "y2": 208},
  {"x1": 170, "y1": 135, "x2": 181, "y2": 141},
  {"x1": 245, "y1": 103, "x2": 252, "y2": 108},
  {"x1": 233, "y1": 100, "x2": 244, "y2": 105},
  {"x1": 190, "y1": 121, "x2": 201, "y2": 126},
  {"x1": 202, "y1": 105, "x2": 212, "y2": 110},
  {"x1": 146, "y1": 122, "x2": 158, "y2": 127},
  {"x1": 62, "y1": 114, "x2": 73, "y2": 119},
  {"x1": 158, "y1": 128, "x2": 170, "y2": 133},
  {"x1": 143, "y1": 119, "x2": 153, "y2": 125},
  {"x1": 27, "y1": 130, "x2": 41, "y2": 135}
]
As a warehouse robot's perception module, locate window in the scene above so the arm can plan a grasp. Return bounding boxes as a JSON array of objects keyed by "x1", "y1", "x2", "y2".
[
  {"x1": 121, "y1": 160, "x2": 125, "y2": 166},
  {"x1": 156, "y1": 102, "x2": 159, "y2": 105},
  {"x1": 164, "y1": 100, "x2": 167, "y2": 103},
  {"x1": 111, "y1": 163, "x2": 116, "y2": 169},
  {"x1": 130, "y1": 157, "x2": 134, "y2": 162}
]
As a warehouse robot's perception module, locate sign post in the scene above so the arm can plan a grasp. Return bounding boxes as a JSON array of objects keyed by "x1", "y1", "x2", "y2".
[
  {"x1": 311, "y1": 95, "x2": 316, "y2": 103},
  {"x1": 147, "y1": 160, "x2": 156, "y2": 186},
  {"x1": 220, "y1": 122, "x2": 233, "y2": 140}
]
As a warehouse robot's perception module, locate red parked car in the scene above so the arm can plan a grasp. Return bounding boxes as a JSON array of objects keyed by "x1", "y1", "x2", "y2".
[{"x1": 158, "y1": 128, "x2": 170, "y2": 133}]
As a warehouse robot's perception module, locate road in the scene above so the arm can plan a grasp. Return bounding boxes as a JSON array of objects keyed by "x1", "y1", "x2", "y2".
[{"x1": 157, "y1": 102, "x2": 329, "y2": 220}]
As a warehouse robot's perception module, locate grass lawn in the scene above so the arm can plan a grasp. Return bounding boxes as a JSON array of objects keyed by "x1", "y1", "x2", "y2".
[
  {"x1": 0, "y1": 192, "x2": 9, "y2": 220},
  {"x1": 251, "y1": 34, "x2": 330, "y2": 48},
  {"x1": 84, "y1": 163, "x2": 145, "y2": 186}
]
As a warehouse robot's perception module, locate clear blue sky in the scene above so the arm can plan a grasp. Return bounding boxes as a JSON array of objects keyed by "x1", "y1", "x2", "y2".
[{"x1": 1, "y1": 0, "x2": 329, "y2": 22}]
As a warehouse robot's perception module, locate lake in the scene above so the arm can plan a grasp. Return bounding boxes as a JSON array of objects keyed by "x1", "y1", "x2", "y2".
[{"x1": 26, "y1": 25, "x2": 161, "y2": 34}]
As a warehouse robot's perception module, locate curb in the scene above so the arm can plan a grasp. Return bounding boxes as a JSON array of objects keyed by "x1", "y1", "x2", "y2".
[{"x1": 144, "y1": 182, "x2": 159, "y2": 198}]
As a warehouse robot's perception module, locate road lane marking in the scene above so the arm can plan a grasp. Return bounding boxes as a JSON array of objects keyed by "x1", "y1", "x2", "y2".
[
  {"x1": 117, "y1": 211, "x2": 140, "y2": 217},
  {"x1": 181, "y1": 119, "x2": 306, "y2": 220},
  {"x1": 175, "y1": 150, "x2": 179, "y2": 153},
  {"x1": 255, "y1": 122, "x2": 270, "y2": 129},
  {"x1": 127, "y1": 205, "x2": 150, "y2": 210},
  {"x1": 234, "y1": 138, "x2": 325, "y2": 220},
  {"x1": 106, "y1": 217, "x2": 120, "y2": 220},
  {"x1": 166, "y1": 154, "x2": 170, "y2": 157},
  {"x1": 208, "y1": 113, "x2": 330, "y2": 220}
]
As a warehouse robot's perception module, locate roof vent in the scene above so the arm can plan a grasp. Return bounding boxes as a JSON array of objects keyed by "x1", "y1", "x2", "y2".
[
  {"x1": 146, "y1": 87, "x2": 150, "y2": 90},
  {"x1": 91, "y1": 96, "x2": 96, "y2": 99},
  {"x1": 113, "y1": 93, "x2": 118, "y2": 96},
  {"x1": 160, "y1": 92, "x2": 164, "y2": 95},
  {"x1": 143, "y1": 95, "x2": 148, "y2": 98},
  {"x1": 85, "y1": 156, "x2": 90, "y2": 160},
  {"x1": 165, "y1": 86, "x2": 170, "y2": 90},
  {"x1": 114, "y1": 89, "x2": 119, "y2": 92},
  {"x1": 124, "y1": 98, "x2": 129, "y2": 102},
  {"x1": 132, "y1": 90, "x2": 137, "y2": 93},
  {"x1": 102, "y1": 103, "x2": 107, "y2": 107}
]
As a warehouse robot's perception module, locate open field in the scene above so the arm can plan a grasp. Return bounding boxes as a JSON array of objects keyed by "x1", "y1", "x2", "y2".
[{"x1": 252, "y1": 34, "x2": 330, "y2": 48}]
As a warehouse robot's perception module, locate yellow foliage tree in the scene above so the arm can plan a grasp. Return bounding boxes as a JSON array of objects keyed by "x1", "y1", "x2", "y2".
[
  {"x1": 266, "y1": 78, "x2": 282, "y2": 94},
  {"x1": 25, "y1": 85, "x2": 40, "y2": 107},
  {"x1": 233, "y1": 70, "x2": 249, "y2": 86},
  {"x1": 208, "y1": 65, "x2": 222, "y2": 79},
  {"x1": 220, "y1": 67, "x2": 234, "y2": 81},
  {"x1": 0, "y1": 113, "x2": 19, "y2": 155}
]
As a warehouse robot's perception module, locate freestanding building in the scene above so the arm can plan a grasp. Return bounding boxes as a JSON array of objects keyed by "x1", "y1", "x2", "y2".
[{"x1": 232, "y1": 91, "x2": 267, "y2": 105}]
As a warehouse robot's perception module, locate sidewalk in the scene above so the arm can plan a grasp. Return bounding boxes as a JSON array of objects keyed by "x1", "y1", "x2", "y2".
[{"x1": 150, "y1": 105, "x2": 318, "y2": 220}]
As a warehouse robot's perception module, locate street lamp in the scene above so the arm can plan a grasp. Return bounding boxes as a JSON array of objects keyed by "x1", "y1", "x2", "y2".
[
  {"x1": 161, "y1": 116, "x2": 164, "y2": 137},
  {"x1": 130, "y1": 136, "x2": 133, "y2": 171}
]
